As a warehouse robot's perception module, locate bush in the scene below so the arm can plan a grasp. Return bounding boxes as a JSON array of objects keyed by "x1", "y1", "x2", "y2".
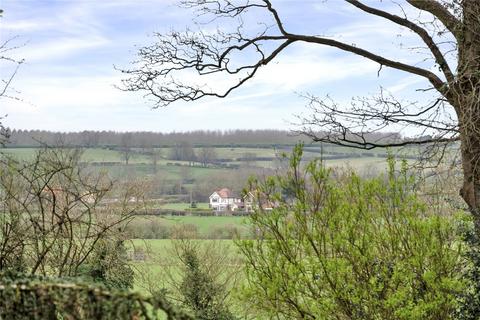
[
  {"x1": 77, "y1": 240, "x2": 134, "y2": 290},
  {"x1": 208, "y1": 224, "x2": 241, "y2": 239},
  {"x1": 126, "y1": 219, "x2": 171, "y2": 239},
  {"x1": 171, "y1": 224, "x2": 199, "y2": 239},
  {"x1": 456, "y1": 216, "x2": 480, "y2": 319},
  {"x1": 237, "y1": 145, "x2": 464, "y2": 319},
  {"x1": 155, "y1": 240, "x2": 239, "y2": 320},
  {"x1": 0, "y1": 274, "x2": 192, "y2": 320},
  {"x1": 179, "y1": 247, "x2": 236, "y2": 320}
]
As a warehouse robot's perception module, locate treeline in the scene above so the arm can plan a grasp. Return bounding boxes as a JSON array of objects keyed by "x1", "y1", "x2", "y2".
[
  {"x1": 6, "y1": 129, "x2": 304, "y2": 147},
  {"x1": 5, "y1": 129, "x2": 404, "y2": 148}
]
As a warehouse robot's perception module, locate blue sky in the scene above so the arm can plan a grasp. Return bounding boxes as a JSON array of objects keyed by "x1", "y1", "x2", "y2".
[{"x1": 0, "y1": 0, "x2": 441, "y2": 133}]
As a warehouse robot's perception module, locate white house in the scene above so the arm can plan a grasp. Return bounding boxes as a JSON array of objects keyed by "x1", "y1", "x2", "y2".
[
  {"x1": 209, "y1": 188, "x2": 243, "y2": 212},
  {"x1": 209, "y1": 189, "x2": 274, "y2": 213}
]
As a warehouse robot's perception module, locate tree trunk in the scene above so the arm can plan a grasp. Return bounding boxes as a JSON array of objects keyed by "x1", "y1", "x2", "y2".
[
  {"x1": 460, "y1": 133, "x2": 480, "y2": 229},
  {"x1": 456, "y1": 0, "x2": 480, "y2": 232}
]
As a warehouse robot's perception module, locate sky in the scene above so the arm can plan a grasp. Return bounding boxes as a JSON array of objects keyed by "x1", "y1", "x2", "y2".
[{"x1": 0, "y1": 0, "x2": 444, "y2": 133}]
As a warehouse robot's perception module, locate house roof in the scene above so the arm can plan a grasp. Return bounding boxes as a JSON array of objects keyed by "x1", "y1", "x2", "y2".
[
  {"x1": 217, "y1": 188, "x2": 233, "y2": 198},
  {"x1": 212, "y1": 188, "x2": 239, "y2": 199}
]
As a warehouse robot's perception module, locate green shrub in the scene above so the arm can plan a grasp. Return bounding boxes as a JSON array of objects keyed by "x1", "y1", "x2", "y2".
[
  {"x1": 171, "y1": 224, "x2": 199, "y2": 239},
  {"x1": 126, "y1": 219, "x2": 172, "y2": 239},
  {"x1": 77, "y1": 240, "x2": 134, "y2": 290},
  {"x1": 455, "y1": 215, "x2": 480, "y2": 319},
  {"x1": 179, "y1": 247, "x2": 236, "y2": 320},
  {"x1": 208, "y1": 224, "x2": 240, "y2": 239},
  {"x1": 0, "y1": 274, "x2": 192, "y2": 320},
  {"x1": 237, "y1": 145, "x2": 465, "y2": 319}
]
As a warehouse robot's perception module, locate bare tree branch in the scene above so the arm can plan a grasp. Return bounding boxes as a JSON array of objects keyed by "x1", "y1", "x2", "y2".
[
  {"x1": 407, "y1": 0, "x2": 462, "y2": 39},
  {"x1": 346, "y1": 0, "x2": 455, "y2": 84},
  {"x1": 119, "y1": 0, "x2": 480, "y2": 231},
  {"x1": 0, "y1": 34, "x2": 25, "y2": 145}
]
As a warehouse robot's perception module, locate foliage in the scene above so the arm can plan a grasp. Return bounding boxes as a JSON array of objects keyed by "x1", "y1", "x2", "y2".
[
  {"x1": 145, "y1": 239, "x2": 239, "y2": 319},
  {"x1": 77, "y1": 240, "x2": 134, "y2": 290},
  {"x1": 455, "y1": 216, "x2": 480, "y2": 319},
  {"x1": 126, "y1": 216, "x2": 249, "y2": 239},
  {"x1": 237, "y1": 145, "x2": 464, "y2": 319},
  {"x1": 126, "y1": 218, "x2": 173, "y2": 239},
  {"x1": 179, "y1": 247, "x2": 236, "y2": 320},
  {"x1": 0, "y1": 274, "x2": 193, "y2": 320}
]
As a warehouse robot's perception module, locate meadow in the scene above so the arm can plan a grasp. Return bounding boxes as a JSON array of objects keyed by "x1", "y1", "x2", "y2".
[
  {"x1": 128, "y1": 239, "x2": 240, "y2": 295},
  {"x1": 0, "y1": 144, "x2": 400, "y2": 179},
  {"x1": 129, "y1": 214, "x2": 250, "y2": 238}
]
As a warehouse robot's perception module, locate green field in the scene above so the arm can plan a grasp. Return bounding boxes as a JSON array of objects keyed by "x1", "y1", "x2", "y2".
[
  {"x1": 85, "y1": 161, "x2": 233, "y2": 180},
  {"x1": 130, "y1": 239, "x2": 236, "y2": 257},
  {"x1": 0, "y1": 146, "x2": 411, "y2": 196},
  {"x1": 209, "y1": 147, "x2": 276, "y2": 158},
  {"x1": 128, "y1": 239, "x2": 240, "y2": 295},
  {"x1": 159, "y1": 202, "x2": 210, "y2": 210},
  {"x1": 131, "y1": 215, "x2": 250, "y2": 238}
]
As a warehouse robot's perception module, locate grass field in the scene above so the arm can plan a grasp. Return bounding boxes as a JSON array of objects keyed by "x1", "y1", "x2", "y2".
[
  {"x1": 86, "y1": 161, "x2": 233, "y2": 180},
  {"x1": 130, "y1": 239, "x2": 236, "y2": 257},
  {"x1": 131, "y1": 214, "x2": 250, "y2": 237},
  {"x1": 208, "y1": 147, "x2": 276, "y2": 158},
  {"x1": 128, "y1": 239, "x2": 240, "y2": 295},
  {"x1": 1, "y1": 146, "x2": 409, "y2": 183},
  {"x1": 159, "y1": 202, "x2": 210, "y2": 210}
]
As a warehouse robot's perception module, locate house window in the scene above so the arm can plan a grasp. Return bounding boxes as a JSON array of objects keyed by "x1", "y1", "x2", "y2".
[{"x1": 212, "y1": 197, "x2": 218, "y2": 202}]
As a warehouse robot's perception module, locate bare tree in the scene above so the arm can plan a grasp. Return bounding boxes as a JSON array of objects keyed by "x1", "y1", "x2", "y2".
[
  {"x1": 119, "y1": 1, "x2": 480, "y2": 232},
  {"x1": 120, "y1": 132, "x2": 133, "y2": 165},
  {"x1": 149, "y1": 147, "x2": 162, "y2": 173},
  {"x1": 169, "y1": 142, "x2": 196, "y2": 165},
  {"x1": 0, "y1": 10, "x2": 24, "y2": 144},
  {"x1": 80, "y1": 130, "x2": 100, "y2": 148},
  {"x1": 0, "y1": 147, "x2": 144, "y2": 277},
  {"x1": 198, "y1": 147, "x2": 217, "y2": 167}
]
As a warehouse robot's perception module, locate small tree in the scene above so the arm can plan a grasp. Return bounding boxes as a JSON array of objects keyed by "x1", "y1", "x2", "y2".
[
  {"x1": 198, "y1": 147, "x2": 217, "y2": 167},
  {"x1": 169, "y1": 142, "x2": 196, "y2": 165},
  {"x1": 149, "y1": 147, "x2": 162, "y2": 174},
  {"x1": 179, "y1": 248, "x2": 235, "y2": 320},
  {"x1": 237, "y1": 145, "x2": 464, "y2": 319},
  {"x1": 120, "y1": 132, "x2": 133, "y2": 165},
  {"x1": 152, "y1": 238, "x2": 239, "y2": 320}
]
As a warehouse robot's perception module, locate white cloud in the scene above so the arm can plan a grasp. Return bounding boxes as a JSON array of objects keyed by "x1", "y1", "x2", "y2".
[
  {"x1": 1, "y1": 0, "x2": 447, "y2": 132},
  {"x1": 252, "y1": 55, "x2": 377, "y2": 91},
  {"x1": 386, "y1": 76, "x2": 427, "y2": 94},
  {"x1": 4, "y1": 74, "x2": 130, "y2": 113},
  {"x1": 20, "y1": 36, "x2": 110, "y2": 62}
]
